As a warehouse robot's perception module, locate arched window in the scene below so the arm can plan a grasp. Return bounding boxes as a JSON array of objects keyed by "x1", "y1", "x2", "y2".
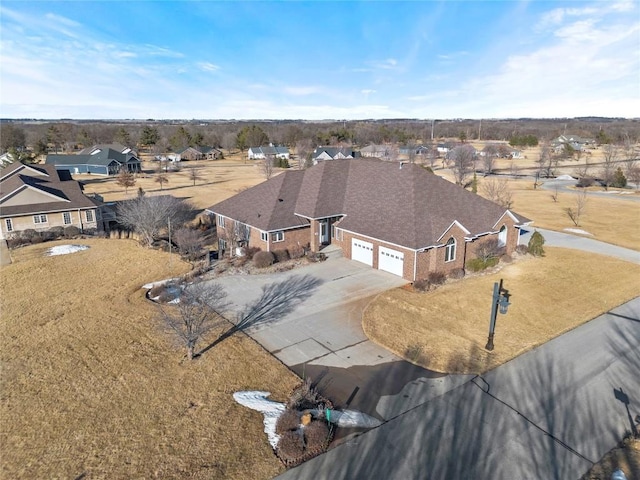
[
  {"x1": 445, "y1": 237, "x2": 456, "y2": 262},
  {"x1": 498, "y1": 225, "x2": 507, "y2": 247}
]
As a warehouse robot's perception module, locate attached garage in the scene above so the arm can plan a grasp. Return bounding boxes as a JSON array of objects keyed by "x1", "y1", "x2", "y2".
[
  {"x1": 351, "y1": 238, "x2": 373, "y2": 266},
  {"x1": 378, "y1": 246, "x2": 405, "y2": 277}
]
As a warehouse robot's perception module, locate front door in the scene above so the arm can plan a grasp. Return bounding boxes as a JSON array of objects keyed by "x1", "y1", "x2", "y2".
[{"x1": 320, "y1": 221, "x2": 330, "y2": 244}]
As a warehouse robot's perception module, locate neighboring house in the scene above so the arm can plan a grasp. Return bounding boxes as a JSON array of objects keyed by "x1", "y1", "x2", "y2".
[
  {"x1": 312, "y1": 146, "x2": 359, "y2": 164},
  {"x1": 360, "y1": 144, "x2": 393, "y2": 159},
  {"x1": 175, "y1": 146, "x2": 222, "y2": 161},
  {"x1": 207, "y1": 159, "x2": 531, "y2": 281},
  {"x1": 436, "y1": 143, "x2": 455, "y2": 155},
  {"x1": 552, "y1": 135, "x2": 594, "y2": 152},
  {"x1": 510, "y1": 150, "x2": 523, "y2": 159},
  {"x1": 45, "y1": 147, "x2": 141, "y2": 175},
  {"x1": 247, "y1": 146, "x2": 290, "y2": 160},
  {"x1": 398, "y1": 145, "x2": 432, "y2": 157},
  {"x1": 0, "y1": 162, "x2": 103, "y2": 239},
  {"x1": 78, "y1": 143, "x2": 138, "y2": 157}
]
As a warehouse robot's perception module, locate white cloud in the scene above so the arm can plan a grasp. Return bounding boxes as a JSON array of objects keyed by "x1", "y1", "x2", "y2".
[
  {"x1": 197, "y1": 62, "x2": 220, "y2": 72},
  {"x1": 44, "y1": 12, "x2": 81, "y2": 27}
]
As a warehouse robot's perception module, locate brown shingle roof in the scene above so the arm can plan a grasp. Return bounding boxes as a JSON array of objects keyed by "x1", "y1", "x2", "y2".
[
  {"x1": 0, "y1": 163, "x2": 98, "y2": 217},
  {"x1": 207, "y1": 159, "x2": 531, "y2": 248},
  {"x1": 208, "y1": 171, "x2": 308, "y2": 231}
]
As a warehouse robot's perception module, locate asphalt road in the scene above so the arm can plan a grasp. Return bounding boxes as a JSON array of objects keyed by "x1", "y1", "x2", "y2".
[
  {"x1": 541, "y1": 178, "x2": 640, "y2": 202},
  {"x1": 520, "y1": 228, "x2": 640, "y2": 264},
  {"x1": 277, "y1": 297, "x2": 640, "y2": 480}
]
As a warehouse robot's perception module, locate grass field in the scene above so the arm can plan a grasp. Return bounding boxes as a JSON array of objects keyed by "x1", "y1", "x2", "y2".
[
  {"x1": 483, "y1": 178, "x2": 640, "y2": 251},
  {"x1": 79, "y1": 153, "x2": 278, "y2": 210},
  {"x1": 0, "y1": 239, "x2": 299, "y2": 479},
  {"x1": 363, "y1": 248, "x2": 640, "y2": 374}
]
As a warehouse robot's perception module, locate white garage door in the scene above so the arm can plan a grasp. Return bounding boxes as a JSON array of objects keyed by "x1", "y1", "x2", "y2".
[
  {"x1": 351, "y1": 238, "x2": 373, "y2": 266},
  {"x1": 378, "y1": 246, "x2": 404, "y2": 277}
]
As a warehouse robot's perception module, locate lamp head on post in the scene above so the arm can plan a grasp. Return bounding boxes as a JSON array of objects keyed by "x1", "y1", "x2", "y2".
[{"x1": 498, "y1": 291, "x2": 511, "y2": 315}]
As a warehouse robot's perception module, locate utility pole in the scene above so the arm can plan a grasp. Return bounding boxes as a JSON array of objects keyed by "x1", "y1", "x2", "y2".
[
  {"x1": 478, "y1": 119, "x2": 482, "y2": 141},
  {"x1": 431, "y1": 119, "x2": 435, "y2": 141}
]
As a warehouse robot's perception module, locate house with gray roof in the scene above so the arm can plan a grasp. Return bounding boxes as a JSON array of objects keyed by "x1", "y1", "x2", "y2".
[
  {"x1": 0, "y1": 162, "x2": 103, "y2": 239},
  {"x1": 312, "y1": 146, "x2": 360, "y2": 164},
  {"x1": 207, "y1": 159, "x2": 531, "y2": 281},
  {"x1": 45, "y1": 147, "x2": 141, "y2": 176},
  {"x1": 247, "y1": 146, "x2": 290, "y2": 160}
]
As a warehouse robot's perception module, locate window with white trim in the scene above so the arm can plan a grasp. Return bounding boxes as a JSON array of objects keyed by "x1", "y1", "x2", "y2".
[
  {"x1": 271, "y1": 231, "x2": 284, "y2": 242},
  {"x1": 444, "y1": 237, "x2": 456, "y2": 262},
  {"x1": 217, "y1": 215, "x2": 225, "y2": 228},
  {"x1": 86, "y1": 210, "x2": 94, "y2": 222},
  {"x1": 62, "y1": 212, "x2": 72, "y2": 225},
  {"x1": 261, "y1": 232, "x2": 268, "y2": 242},
  {"x1": 5, "y1": 218, "x2": 13, "y2": 232},
  {"x1": 33, "y1": 214, "x2": 47, "y2": 224},
  {"x1": 498, "y1": 225, "x2": 507, "y2": 247},
  {"x1": 219, "y1": 238, "x2": 227, "y2": 251}
]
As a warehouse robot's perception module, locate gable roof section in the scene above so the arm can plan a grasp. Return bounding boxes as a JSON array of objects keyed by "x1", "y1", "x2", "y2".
[
  {"x1": 208, "y1": 170, "x2": 308, "y2": 231},
  {"x1": 0, "y1": 162, "x2": 98, "y2": 217},
  {"x1": 79, "y1": 143, "x2": 136, "y2": 155},
  {"x1": 207, "y1": 159, "x2": 531, "y2": 249},
  {"x1": 0, "y1": 161, "x2": 50, "y2": 182}
]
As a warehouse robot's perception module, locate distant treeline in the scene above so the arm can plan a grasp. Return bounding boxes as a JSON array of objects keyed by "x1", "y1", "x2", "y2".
[{"x1": 2, "y1": 117, "x2": 639, "y2": 155}]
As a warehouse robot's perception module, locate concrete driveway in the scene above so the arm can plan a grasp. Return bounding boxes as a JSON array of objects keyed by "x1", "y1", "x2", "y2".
[
  {"x1": 207, "y1": 257, "x2": 472, "y2": 424},
  {"x1": 211, "y1": 257, "x2": 407, "y2": 364}
]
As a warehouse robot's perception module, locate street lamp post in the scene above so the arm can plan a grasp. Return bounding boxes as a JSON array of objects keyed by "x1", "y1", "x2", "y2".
[{"x1": 485, "y1": 278, "x2": 511, "y2": 351}]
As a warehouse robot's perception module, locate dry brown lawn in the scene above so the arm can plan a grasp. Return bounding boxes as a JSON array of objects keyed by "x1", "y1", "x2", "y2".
[
  {"x1": 0, "y1": 238, "x2": 299, "y2": 479},
  {"x1": 488, "y1": 178, "x2": 640, "y2": 251},
  {"x1": 363, "y1": 248, "x2": 640, "y2": 374},
  {"x1": 79, "y1": 152, "x2": 278, "y2": 210}
]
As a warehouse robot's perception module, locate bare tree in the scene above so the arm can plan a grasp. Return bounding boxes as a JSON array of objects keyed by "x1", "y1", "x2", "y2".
[
  {"x1": 231, "y1": 220, "x2": 251, "y2": 251},
  {"x1": 627, "y1": 163, "x2": 640, "y2": 189},
  {"x1": 222, "y1": 132, "x2": 237, "y2": 154},
  {"x1": 155, "y1": 173, "x2": 169, "y2": 190},
  {"x1": 565, "y1": 189, "x2": 588, "y2": 227},
  {"x1": 449, "y1": 144, "x2": 476, "y2": 186},
  {"x1": 261, "y1": 154, "x2": 275, "y2": 179},
  {"x1": 480, "y1": 177, "x2": 513, "y2": 209},
  {"x1": 158, "y1": 281, "x2": 229, "y2": 360},
  {"x1": 117, "y1": 195, "x2": 193, "y2": 246},
  {"x1": 537, "y1": 144, "x2": 555, "y2": 178},
  {"x1": 481, "y1": 144, "x2": 499, "y2": 176},
  {"x1": 600, "y1": 144, "x2": 619, "y2": 191},
  {"x1": 509, "y1": 162, "x2": 520, "y2": 178},
  {"x1": 295, "y1": 138, "x2": 313, "y2": 170},
  {"x1": 407, "y1": 144, "x2": 417, "y2": 164},
  {"x1": 115, "y1": 167, "x2": 136, "y2": 194},
  {"x1": 173, "y1": 228, "x2": 206, "y2": 261},
  {"x1": 186, "y1": 166, "x2": 203, "y2": 186}
]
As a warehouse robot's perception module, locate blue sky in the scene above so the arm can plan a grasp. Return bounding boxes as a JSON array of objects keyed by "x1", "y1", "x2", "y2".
[{"x1": 1, "y1": 1, "x2": 638, "y2": 119}]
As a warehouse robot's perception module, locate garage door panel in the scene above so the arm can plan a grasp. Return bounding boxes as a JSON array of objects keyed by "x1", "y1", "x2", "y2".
[
  {"x1": 378, "y1": 246, "x2": 404, "y2": 277},
  {"x1": 351, "y1": 238, "x2": 373, "y2": 266}
]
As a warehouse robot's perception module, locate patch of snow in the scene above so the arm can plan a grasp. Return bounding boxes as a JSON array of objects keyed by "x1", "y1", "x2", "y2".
[
  {"x1": 233, "y1": 391, "x2": 286, "y2": 449},
  {"x1": 233, "y1": 391, "x2": 383, "y2": 450},
  {"x1": 47, "y1": 244, "x2": 90, "y2": 256},
  {"x1": 555, "y1": 174, "x2": 575, "y2": 181},
  {"x1": 563, "y1": 228, "x2": 593, "y2": 236}
]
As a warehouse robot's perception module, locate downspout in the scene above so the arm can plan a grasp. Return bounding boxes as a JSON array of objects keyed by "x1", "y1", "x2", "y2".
[
  {"x1": 78, "y1": 208, "x2": 83, "y2": 233},
  {"x1": 413, "y1": 249, "x2": 417, "y2": 282}
]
